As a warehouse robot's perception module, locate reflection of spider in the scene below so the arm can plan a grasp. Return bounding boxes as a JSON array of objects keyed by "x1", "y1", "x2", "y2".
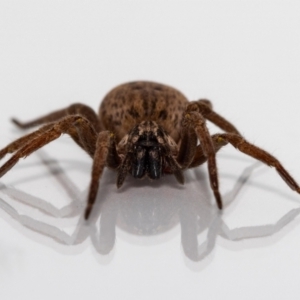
[{"x1": 0, "y1": 81, "x2": 299, "y2": 219}]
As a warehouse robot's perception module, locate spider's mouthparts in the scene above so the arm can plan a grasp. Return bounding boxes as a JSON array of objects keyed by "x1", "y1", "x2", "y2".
[{"x1": 132, "y1": 143, "x2": 162, "y2": 180}]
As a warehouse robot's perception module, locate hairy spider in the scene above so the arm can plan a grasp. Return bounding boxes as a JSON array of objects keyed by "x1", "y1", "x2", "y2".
[{"x1": 0, "y1": 81, "x2": 299, "y2": 219}]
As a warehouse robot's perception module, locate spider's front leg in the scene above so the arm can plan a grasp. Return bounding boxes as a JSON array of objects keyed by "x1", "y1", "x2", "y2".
[
  {"x1": 85, "y1": 131, "x2": 121, "y2": 219},
  {"x1": 176, "y1": 98, "x2": 247, "y2": 209},
  {"x1": 180, "y1": 110, "x2": 223, "y2": 209},
  {"x1": 176, "y1": 98, "x2": 241, "y2": 179}
]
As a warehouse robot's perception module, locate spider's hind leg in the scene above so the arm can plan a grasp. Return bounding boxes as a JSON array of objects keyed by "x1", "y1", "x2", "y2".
[
  {"x1": 85, "y1": 131, "x2": 120, "y2": 219},
  {"x1": 12, "y1": 103, "x2": 101, "y2": 132},
  {"x1": 216, "y1": 133, "x2": 300, "y2": 193},
  {"x1": 187, "y1": 99, "x2": 240, "y2": 134},
  {"x1": 0, "y1": 115, "x2": 98, "y2": 177},
  {"x1": 1, "y1": 104, "x2": 101, "y2": 160},
  {"x1": 0, "y1": 123, "x2": 54, "y2": 160}
]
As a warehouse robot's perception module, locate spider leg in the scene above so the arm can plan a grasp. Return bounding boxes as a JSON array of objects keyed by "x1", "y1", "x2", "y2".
[
  {"x1": 214, "y1": 133, "x2": 300, "y2": 193},
  {"x1": 158, "y1": 131, "x2": 185, "y2": 183},
  {"x1": 182, "y1": 111, "x2": 223, "y2": 209},
  {"x1": 188, "y1": 134, "x2": 228, "y2": 168},
  {"x1": 1, "y1": 104, "x2": 101, "y2": 160},
  {"x1": 177, "y1": 98, "x2": 240, "y2": 170},
  {"x1": 0, "y1": 123, "x2": 53, "y2": 160},
  {"x1": 12, "y1": 103, "x2": 101, "y2": 132},
  {"x1": 0, "y1": 113, "x2": 98, "y2": 160},
  {"x1": 176, "y1": 127, "x2": 198, "y2": 169},
  {"x1": 0, "y1": 115, "x2": 98, "y2": 177},
  {"x1": 85, "y1": 131, "x2": 119, "y2": 219},
  {"x1": 116, "y1": 153, "x2": 132, "y2": 188},
  {"x1": 187, "y1": 99, "x2": 240, "y2": 134},
  {"x1": 165, "y1": 155, "x2": 184, "y2": 184}
]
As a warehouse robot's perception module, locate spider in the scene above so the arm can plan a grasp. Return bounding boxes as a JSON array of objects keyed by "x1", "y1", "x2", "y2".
[{"x1": 0, "y1": 81, "x2": 299, "y2": 219}]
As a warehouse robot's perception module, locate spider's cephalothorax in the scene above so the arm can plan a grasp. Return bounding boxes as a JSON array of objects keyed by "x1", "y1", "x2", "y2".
[{"x1": 1, "y1": 81, "x2": 300, "y2": 220}]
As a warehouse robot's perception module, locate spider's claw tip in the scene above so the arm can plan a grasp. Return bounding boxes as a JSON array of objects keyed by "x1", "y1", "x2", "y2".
[
  {"x1": 11, "y1": 118, "x2": 19, "y2": 125},
  {"x1": 214, "y1": 191, "x2": 223, "y2": 210},
  {"x1": 84, "y1": 207, "x2": 91, "y2": 220},
  {"x1": 11, "y1": 118, "x2": 25, "y2": 129},
  {"x1": 116, "y1": 173, "x2": 126, "y2": 189},
  {"x1": 217, "y1": 201, "x2": 223, "y2": 210},
  {"x1": 116, "y1": 181, "x2": 123, "y2": 189},
  {"x1": 174, "y1": 170, "x2": 185, "y2": 185}
]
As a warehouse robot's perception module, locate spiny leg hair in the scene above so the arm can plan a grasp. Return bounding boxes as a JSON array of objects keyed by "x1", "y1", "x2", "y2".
[
  {"x1": 0, "y1": 112, "x2": 121, "y2": 219},
  {"x1": 0, "y1": 115, "x2": 98, "y2": 178},
  {"x1": 181, "y1": 110, "x2": 222, "y2": 209},
  {"x1": 85, "y1": 131, "x2": 119, "y2": 219},
  {"x1": 178, "y1": 96, "x2": 300, "y2": 209}
]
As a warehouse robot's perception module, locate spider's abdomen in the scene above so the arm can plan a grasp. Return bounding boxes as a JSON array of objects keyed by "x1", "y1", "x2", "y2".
[{"x1": 99, "y1": 81, "x2": 189, "y2": 142}]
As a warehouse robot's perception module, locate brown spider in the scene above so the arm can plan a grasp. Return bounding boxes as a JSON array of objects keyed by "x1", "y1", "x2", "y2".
[{"x1": 0, "y1": 81, "x2": 299, "y2": 219}]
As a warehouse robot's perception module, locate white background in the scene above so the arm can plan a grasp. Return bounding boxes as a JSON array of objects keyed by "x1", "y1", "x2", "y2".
[{"x1": 1, "y1": 1, "x2": 300, "y2": 299}]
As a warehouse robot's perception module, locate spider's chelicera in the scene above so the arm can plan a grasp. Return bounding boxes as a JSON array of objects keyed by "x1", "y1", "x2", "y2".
[
  {"x1": 129, "y1": 123, "x2": 165, "y2": 180},
  {"x1": 0, "y1": 81, "x2": 299, "y2": 219},
  {"x1": 117, "y1": 120, "x2": 182, "y2": 187}
]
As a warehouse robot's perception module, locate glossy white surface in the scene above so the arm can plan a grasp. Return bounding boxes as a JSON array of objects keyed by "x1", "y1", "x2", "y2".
[{"x1": 1, "y1": 1, "x2": 300, "y2": 299}]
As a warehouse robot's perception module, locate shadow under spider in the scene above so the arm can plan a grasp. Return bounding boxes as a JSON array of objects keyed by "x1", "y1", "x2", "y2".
[{"x1": 0, "y1": 149, "x2": 300, "y2": 266}]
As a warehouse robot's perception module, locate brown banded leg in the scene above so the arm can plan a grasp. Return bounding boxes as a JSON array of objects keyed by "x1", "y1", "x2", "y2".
[
  {"x1": 182, "y1": 111, "x2": 223, "y2": 209},
  {"x1": 0, "y1": 114, "x2": 99, "y2": 160},
  {"x1": 176, "y1": 127, "x2": 198, "y2": 169},
  {"x1": 0, "y1": 123, "x2": 54, "y2": 160},
  {"x1": 106, "y1": 135, "x2": 121, "y2": 170},
  {"x1": 165, "y1": 155, "x2": 185, "y2": 184},
  {"x1": 0, "y1": 115, "x2": 98, "y2": 178},
  {"x1": 3, "y1": 103, "x2": 101, "y2": 159},
  {"x1": 85, "y1": 131, "x2": 120, "y2": 219},
  {"x1": 188, "y1": 134, "x2": 229, "y2": 168},
  {"x1": 116, "y1": 152, "x2": 133, "y2": 188},
  {"x1": 215, "y1": 133, "x2": 300, "y2": 193},
  {"x1": 12, "y1": 103, "x2": 101, "y2": 132},
  {"x1": 186, "y1": 99, "x2": 240, "y2": 134}
]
